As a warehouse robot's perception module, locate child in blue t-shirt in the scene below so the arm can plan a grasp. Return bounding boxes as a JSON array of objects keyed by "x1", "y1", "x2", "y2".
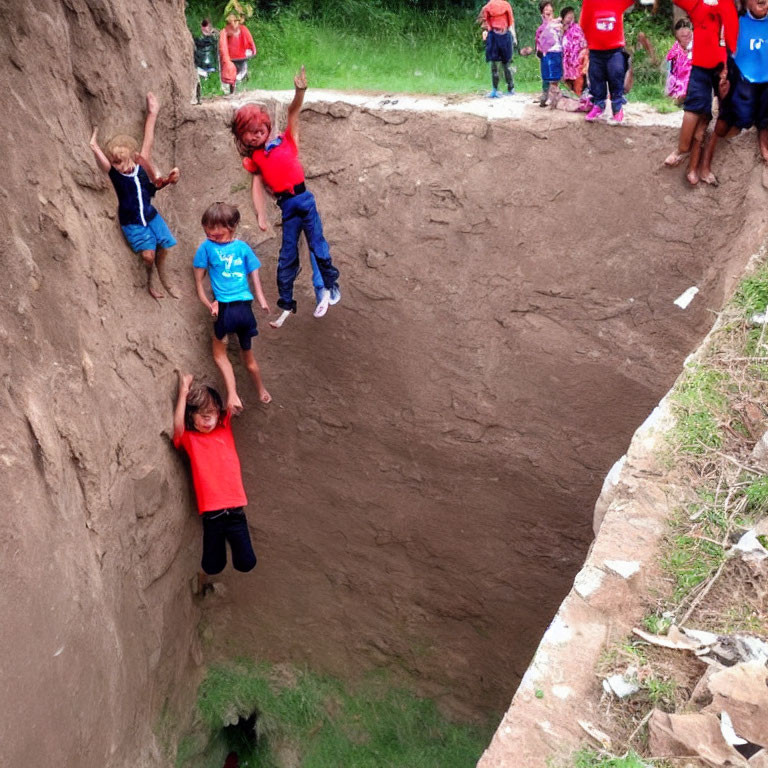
[
  {"x1": 194, "y1": 202, "x2": 271, "y2": 412},
  {"x1": 89, "y1": 92, "x2": 180, "y2": 299},
  {"x1": 700, "y1": 0, "x2": 768, "y2": 186}
]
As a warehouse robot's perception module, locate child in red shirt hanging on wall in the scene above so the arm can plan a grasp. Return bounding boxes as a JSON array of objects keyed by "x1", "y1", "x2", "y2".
[
  {"x1": 580, "y1": 0, "x2": 634, "y2": 123},
  {"x1": 173, "y1": 371, "x2": 257, "y2": 592},
  {"x1": 232, "y1": 66, "x2": 341, "y2": 328},
  {"x1": 664, "y1": 0, "x2": 738, "y2": 185}
]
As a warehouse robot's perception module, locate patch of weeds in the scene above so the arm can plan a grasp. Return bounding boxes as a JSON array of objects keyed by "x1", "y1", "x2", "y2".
[
  {"x1": 572, "y1": 747, "x2": 654, "y2": 767},
  {"x1": 642, "y1": 674, "x2": 676, "y2": 709},
  {"x1": 662, "y1": 533, "x2": 725, "y2": 602},
  {"x1": 733, "y1": 264, "x2": 768, "y2": 317},
  {"x1": 188, "y1": 659, "x2": 492, "y2": 768},
  {"x1": 642, "y1": 612, "x2": 672, "y2": 635},
  {"x1": 744, "y1": 477, "x2": 768, "y2": 516},
  {"x1": 669, "y1": 365, "x2": 729, "y2": 454},
  {"x1": 718, "y1": 602, "x2": 765, "y2": 634}
]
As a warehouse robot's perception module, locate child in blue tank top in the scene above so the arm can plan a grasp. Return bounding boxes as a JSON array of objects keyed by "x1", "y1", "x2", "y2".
[{"x1": 88, "y1": 92, "x2": 180, "y2": 299}]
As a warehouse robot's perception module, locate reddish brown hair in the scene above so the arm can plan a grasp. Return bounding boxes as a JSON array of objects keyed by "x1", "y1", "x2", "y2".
[
  {"x1": 201, "y1": 202, "x2": 240, "y2": 231},
  {"x1": 232, "y1": 104, "x2": 272, "y2": 157}
]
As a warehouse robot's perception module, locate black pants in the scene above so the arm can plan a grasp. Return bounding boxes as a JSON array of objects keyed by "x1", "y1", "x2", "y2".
[
  {"x1": 491, "y1": 60, "x2": 514, "y2": 91},
  {"x1": 201, "y1": 507, "x2": 257, "y2": 575}
]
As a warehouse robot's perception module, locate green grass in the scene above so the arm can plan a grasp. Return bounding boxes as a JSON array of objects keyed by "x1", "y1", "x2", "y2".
[
  {"x1": 573, "y1": 748, "x2": 654, "y2": 768},
  {"x1": 734, "y1": 264, "x2": 768, "y2": 317},
  {"x1": 188, "y1": 0, "x2": 680, "y2": 106},
  {"x1": 186, "y1": 659, "x2": 492, "y2": 768},
  {"x1": 669, "y1": 365, "x2": 730, "y2": 455}
]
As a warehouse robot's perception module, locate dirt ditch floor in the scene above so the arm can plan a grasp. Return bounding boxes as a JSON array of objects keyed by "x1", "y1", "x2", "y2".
[{"x1": 166, "y1": 102, "x2": 768, "y2": 719}]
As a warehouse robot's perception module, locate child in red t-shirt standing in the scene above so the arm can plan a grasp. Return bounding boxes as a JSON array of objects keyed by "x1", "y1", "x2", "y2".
[
  {"x1": 664, "y1": 0, "x2": 738, "y2": 185},
  {"x1": 173, "y1": 372, "x2": 257, "y2": 590},
  {"x1": 580, "y1": 0, "x2": 634, "y2": 123},
  {"x1": 480, "y1": 0, "x2": 517, "y2": 97},
  {"x1": 232, "y1": 66, "x2": 341, "y2": 328}
]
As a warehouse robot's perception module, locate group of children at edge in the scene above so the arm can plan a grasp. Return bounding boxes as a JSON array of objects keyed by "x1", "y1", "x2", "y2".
[
  {"x1": 480, "y1": 0, "x2": 768, "y2": 183},
  {"x1": 89, "y1": 66, "x2": 340, "y2": 588},
  {"x1": 194, "y1": 11, "x2": 257, "y2": 95}
]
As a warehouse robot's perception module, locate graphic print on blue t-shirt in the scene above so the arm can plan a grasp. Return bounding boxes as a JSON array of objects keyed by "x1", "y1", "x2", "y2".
[
  {"x1": 193, "y1": 239, "x2": 261, "y2": 303},
  {"x1": 734, "y1": 12, "x2": 768, "y2": 83}
]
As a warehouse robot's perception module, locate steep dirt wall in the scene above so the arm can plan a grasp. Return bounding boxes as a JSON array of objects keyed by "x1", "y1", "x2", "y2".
[
  {"x1": 168, "y1": 101, "x2": 768, "y2": 720},
  {"x1": 0, "y1": 1, "x2": 201, "y2": 766}
]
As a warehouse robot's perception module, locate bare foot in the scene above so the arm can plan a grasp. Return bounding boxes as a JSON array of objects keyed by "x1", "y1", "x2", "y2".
[
  {"x1": 686, "y1": 168, "x2": 700, "y2": 185},
  {"x1": 664, "y1": 151, "x2": 688, "y2": 167},
  {"x1": 313, "y1": 290, "x2": 331, "y2": 318},
  {"x1": 157, "y1": 267, "x2": 180, "y2": 298},
  {"x1": 700, "y1": 171, "x2": 719, "y2": 186},
  {"x1": 227, "y1": 394, "x2": 243, "y2": 414},
  {"x1": 259, "y1": 388, "x2": 272, "y2": 404},
  {"x1": 147, "y1": 281, "x2": 164, "y2": 300},
  {"x1": 269, "y1": 309, "x2": 292, "y2": 329},
  {"x1": 167, "y1": 167, "x2": 180, "y2": 184}
]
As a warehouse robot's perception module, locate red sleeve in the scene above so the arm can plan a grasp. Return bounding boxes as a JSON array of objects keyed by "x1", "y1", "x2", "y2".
[
  {"x1": 173, "y1": 429, "x2": 188, "y2": 451},
  {"x1": 221, "y1": 410, "x2": 232, "y2": 428},
  {"x1": 720, "y1": 0, "x2": 738, "y2": 55},
  {"x1": 579, "y1": 2, "x2": 591, "y2": 33},
  {"x1": 622, "y1": 0, "x2": 634, "y2": 10},
  {"x1": 283, "y1": 128, "x2": 297, "y2": 152},
  {"x1": 482, "y1": 2, "x2": 492, "y2": 26},
  {"x1": 242, "y1": 156, "x2": 258, "y2": 173},
  {"x1": 506, "y1": 3, "x2": 514, "y2": 27}
]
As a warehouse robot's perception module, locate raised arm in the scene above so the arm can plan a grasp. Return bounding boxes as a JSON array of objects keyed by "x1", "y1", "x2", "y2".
[
  {"x1": 194, "y1": 267, "x2": 218, "y2": 317},
  {"x1": 89, "y1": 127, "x2": 111, "y2": 173},
  {"x1": 250, "y1": 174, "x2": 269, "y2": 232},
  {"x1": 286, "y1": 65, "x2": 307, "y2": 145},
  {"x1": 140, "y1": 92, "x2": 159, "y2": 162},
  {"x1": 173, "y1": 371, "x2": 194, "y2": 443}
]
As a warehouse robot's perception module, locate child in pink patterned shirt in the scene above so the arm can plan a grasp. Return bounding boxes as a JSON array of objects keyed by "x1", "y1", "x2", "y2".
[
  {"x1": 561, "y1": 6, "x2": 588, "y2": 96},
  {"x1": 665, "y1": 19, "x2": 694, "y2": 104}
]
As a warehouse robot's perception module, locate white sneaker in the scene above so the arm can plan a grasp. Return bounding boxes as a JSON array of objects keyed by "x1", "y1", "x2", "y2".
[
  {"x1": 329, "y1": 284, "x2": 341, "y2": 305},
  {"x1": 313, "y1": 289, "x2": 330, "y2": 318}
]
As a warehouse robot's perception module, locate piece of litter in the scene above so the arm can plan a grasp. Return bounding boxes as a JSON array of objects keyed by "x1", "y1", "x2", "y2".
[
  {"x1": 750, "y1": 312, "x2": 768, "y2": 326},
  {"x1": 732, "y1": 529, "x2": 768, "y2": 562},
  {"x1": 674, "y1": 286, "x2": 699, "y2": 309},
  {"x1": 603, "y1": 559, "x2": 640, "y2": 579},
  {"x1": 53, "y1": 646, "x2": 64, "y2": 657},
  {"x1": 603, "y1": 667, "x2": 640, "y2": 698},
  {"x1": 720, "y1": 711, "x2": 748, "y2": 746}
]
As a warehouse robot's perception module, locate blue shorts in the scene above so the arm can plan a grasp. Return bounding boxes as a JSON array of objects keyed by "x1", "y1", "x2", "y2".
[
  {"x1": 683, "y1": 64, "x2": 723, "y2": 116},
  {"x1": 214, "y1": 300, "x2": 258, "y2": 350},
  {"x1": 486, "y1": 29, "x2": 513, "y2": 63},
  {"x1": 720, "y1": 60, "x2": 768, "y2": 130},
  {"x1": 541, "y1": 51, "x2": 563, "y2": 82},
  {"x1": 121, "y1": 213, "x2": 177, "y2": 253}
]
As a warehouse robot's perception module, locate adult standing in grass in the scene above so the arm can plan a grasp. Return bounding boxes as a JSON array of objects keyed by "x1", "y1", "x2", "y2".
[
  {"x1": 480, "y1": 0, "x2": 517, "y2": 97},
  {"x1": 219, "y1": 11, "x2": 256, "y2": 94}
]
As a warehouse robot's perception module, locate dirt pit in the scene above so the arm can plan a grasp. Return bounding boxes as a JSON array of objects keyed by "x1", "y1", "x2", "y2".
[{"x1": 166, "y1": 101, "x2": 766, "y2": 719}]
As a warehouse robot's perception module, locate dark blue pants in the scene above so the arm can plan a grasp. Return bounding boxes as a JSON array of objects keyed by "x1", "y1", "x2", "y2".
[
  {"x1": 201, "y1": 507, "x2": 257, "y2": 575},
  {"x1": 277, "y1": 190, "x2": 340, "y2": 312},
  {"x1": 588, "y1": 47, "x2": 626, "y2": 113}
]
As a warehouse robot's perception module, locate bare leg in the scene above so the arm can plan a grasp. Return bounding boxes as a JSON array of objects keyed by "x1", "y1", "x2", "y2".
[
  {"x1": 141, "y1": 249, "x2": 164, "y2": 299},
  {"x1": 212, "y1": 335, "x2": 242, "y2": 413},
  {"x1": 700, "y1": 120, "x2": 739, "y2": 186},
  {"x1": 686, "y1": 117, "x2": 707, "y2": 185},
  {"x1": 155, "y1": 246, "x2": 179, "y2": 298},
  {"x1": 240, "y1": 349, "x2": 271, "y2": 404},
  {"x1": 665, "y1": 110, "x2": 703, "y2": 166},
  {"x1": 759, "y1": 128, "x2": 768, "y2": 188}
]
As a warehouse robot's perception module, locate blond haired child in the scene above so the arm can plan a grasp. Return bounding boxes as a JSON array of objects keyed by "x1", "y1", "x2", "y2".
[{"x1": 89, "y1": 93, "x2": 180, "y2": 299}]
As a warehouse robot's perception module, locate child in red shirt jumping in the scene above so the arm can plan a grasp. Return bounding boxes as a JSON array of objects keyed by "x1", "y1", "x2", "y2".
[
  {"x1": 173, "y1": 372, "x2": 257, "y2": 591},
  {"x1": 664, "y1": 0, "x2": 738, "y2": 185},
  {"x1": 232, "y1": 66, "x2": 341, "y2": 328},
  {"x1": 580, "y1": 0, "x2": 634, "y2": 123}
]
